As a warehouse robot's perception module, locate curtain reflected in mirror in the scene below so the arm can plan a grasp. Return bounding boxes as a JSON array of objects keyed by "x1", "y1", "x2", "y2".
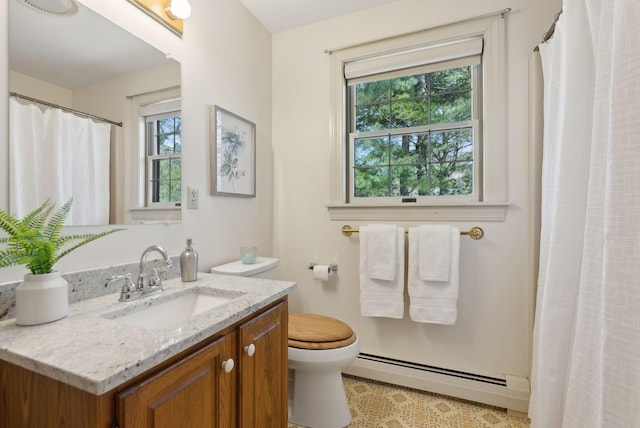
[{"x1": 9, "y1": 98, "x2": 112, "y2": 226}]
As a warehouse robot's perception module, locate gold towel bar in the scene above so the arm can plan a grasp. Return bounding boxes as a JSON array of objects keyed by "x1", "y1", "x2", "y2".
[{"x1": 341, "y1": 225, "x2": 484, "y2": 240}]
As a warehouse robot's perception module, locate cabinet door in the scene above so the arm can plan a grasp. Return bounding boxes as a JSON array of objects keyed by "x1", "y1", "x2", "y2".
[
  {"x1": 116, "y1": 332, "x2": 237, "y2": 428},
  {"x1": 238, "y1": 301, "x2": 288, "y2": 427}
]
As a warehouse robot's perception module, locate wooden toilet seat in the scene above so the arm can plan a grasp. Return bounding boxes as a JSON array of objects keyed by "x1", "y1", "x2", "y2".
[{"x1": 288, "y1": 313, "x2": 357, "y2": 350}]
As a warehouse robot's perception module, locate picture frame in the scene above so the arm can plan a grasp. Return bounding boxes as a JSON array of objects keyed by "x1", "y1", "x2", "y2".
[{"x1": 211, "y1": 106, "x2": 256, "y2": 197}]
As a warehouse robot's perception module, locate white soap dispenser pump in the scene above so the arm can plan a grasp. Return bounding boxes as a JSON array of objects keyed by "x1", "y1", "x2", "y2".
[{"x1": 180, "y1": 238, "x2": 198, "y2": 282}]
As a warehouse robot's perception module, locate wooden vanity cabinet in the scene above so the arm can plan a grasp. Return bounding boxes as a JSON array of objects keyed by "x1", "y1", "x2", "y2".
[
  {"x1": 238, "y1": 298, "x2": 288, "y2": 427},
  {"x1": 0, "y1": 298, "x2": 288, "y2": 428},
  {"x1": 116, "y1": 331, "x2": 237, "y2": 428}
]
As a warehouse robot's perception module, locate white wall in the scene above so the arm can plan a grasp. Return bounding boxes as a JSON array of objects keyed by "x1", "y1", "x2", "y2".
[
  {"x1": 9, "y1": 71, "x2": 72, "y2": 106},
  {"x1": 272, "y1": 0, "x2": 561, "y2": 386},
  {"x1": 0, "y1": 0, "x2": 274, "y2": 282}
]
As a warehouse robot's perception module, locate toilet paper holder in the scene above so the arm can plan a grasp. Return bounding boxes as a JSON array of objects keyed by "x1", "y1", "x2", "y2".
[{"x1": 308, "y1": 263, "x2": 338, "y2": 273}]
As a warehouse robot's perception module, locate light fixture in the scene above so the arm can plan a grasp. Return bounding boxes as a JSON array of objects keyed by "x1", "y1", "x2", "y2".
[
  {"x1": 165, "y1": 0, "x2": 191, "y2": 20},
  {"x1": 127, "y1": 0, "x2": 188, "y2": 36},
  {"x1": 19, "y1": 0, "x2": 78, "y2": 16}
]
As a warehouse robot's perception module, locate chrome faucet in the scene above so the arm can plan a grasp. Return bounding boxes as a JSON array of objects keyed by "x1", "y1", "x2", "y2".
[
  {"x1": 137, "y1": 244, "x2": 173, "y2": 290},
  {"x1": 108, "y1": 245, "x2": 173, "y2": 302}
]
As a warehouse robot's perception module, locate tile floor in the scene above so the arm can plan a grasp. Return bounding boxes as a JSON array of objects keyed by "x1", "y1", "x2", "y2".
[{"x1": 288, "y1": 375, "x2": 531, "y2": 428}]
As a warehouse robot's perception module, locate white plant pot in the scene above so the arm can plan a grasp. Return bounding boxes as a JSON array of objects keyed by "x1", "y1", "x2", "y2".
[{"x1": 15, "y1": 272, "x2": 69, "y2": 326}]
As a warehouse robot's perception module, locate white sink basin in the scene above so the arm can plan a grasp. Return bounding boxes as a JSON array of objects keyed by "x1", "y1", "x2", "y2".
[{"x1": 102, "y1": 288, "x2": 245, "y2": 330}]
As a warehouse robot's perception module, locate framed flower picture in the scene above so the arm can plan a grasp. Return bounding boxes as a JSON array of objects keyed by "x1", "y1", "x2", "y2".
[{"x1": 211, "y1": 106, "x2": 256, "y2": 197}]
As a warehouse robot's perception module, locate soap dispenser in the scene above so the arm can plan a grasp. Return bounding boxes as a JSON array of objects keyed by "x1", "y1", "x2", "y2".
[{"x1": 180, "y1": 238, "x2": 198, "y2": 282}]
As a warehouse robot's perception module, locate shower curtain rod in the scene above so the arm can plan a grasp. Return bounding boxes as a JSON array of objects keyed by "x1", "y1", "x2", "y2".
[
  {"x1": 534, "y1": 9, "x2": 563, "y2": 52},
  {"x1": 9, "y1": 92, "x2": 123, "y2": 127},
  {"x1": 324, "y1": 7, "x2": 511, "y2": 55},
  {"x1": 341, "y1": 225, "x2": 485, "y2": 240}
]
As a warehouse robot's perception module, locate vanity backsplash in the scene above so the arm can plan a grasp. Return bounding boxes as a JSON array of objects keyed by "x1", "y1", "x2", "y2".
[{"x1": 0, "y1": 257, "x2": 180, "y2": 321}]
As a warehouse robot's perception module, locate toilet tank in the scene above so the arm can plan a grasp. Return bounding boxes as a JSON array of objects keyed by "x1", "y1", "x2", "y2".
[{"x1": 210, "y1": 257, "x2": 279, "y2": 279}]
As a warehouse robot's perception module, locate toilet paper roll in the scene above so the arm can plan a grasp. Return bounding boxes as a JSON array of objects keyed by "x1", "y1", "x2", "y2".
[{"x1": 312, "y1": 265, "x2": 330, "y2": 281}]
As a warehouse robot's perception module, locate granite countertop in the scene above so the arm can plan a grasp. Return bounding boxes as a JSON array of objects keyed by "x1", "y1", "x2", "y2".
[{"x1": 0, "y1": 273, "x2": 296, "y2": 395}]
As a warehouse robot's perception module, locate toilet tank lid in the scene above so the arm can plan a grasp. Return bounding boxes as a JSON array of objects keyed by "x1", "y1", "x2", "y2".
[{"x1": 210, "y1": 257, "x2": 279, "y2": 276}]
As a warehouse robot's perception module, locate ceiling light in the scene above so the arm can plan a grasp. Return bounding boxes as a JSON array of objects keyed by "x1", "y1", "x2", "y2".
[
  {"x1": 19, "y1": 0, "x2": 78, "y2": 16},
  {"x1": 165, "y1": 0, "x2": 191, "y2": 20}
]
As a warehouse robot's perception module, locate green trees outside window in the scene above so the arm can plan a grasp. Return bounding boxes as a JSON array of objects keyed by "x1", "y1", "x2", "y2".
[
  {"x1": 149, "y1": 115, "x2": 182, "y2": 204},
  {"x1": 351, "y1": 66, "x2": 476, "y2": 198}
]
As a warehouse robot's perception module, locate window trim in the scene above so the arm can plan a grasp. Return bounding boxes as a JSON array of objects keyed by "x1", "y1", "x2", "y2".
[
  {"x1": 144, "y1": 112, "x2": 182, "y2": 208},
  {"x1": 127, "y1": 88, "x2": 181, "y2": 223},
  {"x1": 327, "y1": 14, "x2": 508, "y2": 221}
]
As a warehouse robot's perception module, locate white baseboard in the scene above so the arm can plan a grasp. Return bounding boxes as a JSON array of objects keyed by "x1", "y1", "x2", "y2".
[{"x1": 342, "y1": 356, "x2": 529, "y2": 413}]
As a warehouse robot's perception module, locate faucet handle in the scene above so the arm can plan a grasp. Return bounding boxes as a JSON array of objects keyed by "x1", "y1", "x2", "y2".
[
  {"x1": 148, "y1": 268, "x2": 162, "y2": 287},
  {"x1": 107, "y1": 273, "x2": 141, "y2": 302},
  {"x1": 122, "y1": 275, "x2": 137, "y2": 293},
  {"x1": 107, "y1": 273, "x2": 133, "y2": 287}
]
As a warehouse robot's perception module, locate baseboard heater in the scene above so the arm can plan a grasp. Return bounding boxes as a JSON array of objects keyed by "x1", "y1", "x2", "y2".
[
  {"x1": 357, "y1": 353, "x2": 506, "y2": 386},
  {"x1": 342, "y1": 353, "x2": 530, "y2": 413}
]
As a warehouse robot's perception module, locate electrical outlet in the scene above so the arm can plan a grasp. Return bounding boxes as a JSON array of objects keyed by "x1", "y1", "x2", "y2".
[{"x1": 187, "y1": 187, "x2": 199, "y2": 209}]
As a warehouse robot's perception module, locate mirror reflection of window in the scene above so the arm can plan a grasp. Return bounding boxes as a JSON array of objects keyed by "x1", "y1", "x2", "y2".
[
  {"x1": 128, "y1": 90, "x2": 182, "y2": 224},
  {"x1": 144, "y1": 105, "x2": 182, "y2": 207},
  {"x1": 8, "y1": 0, "x2": 182, "y2": 225}
]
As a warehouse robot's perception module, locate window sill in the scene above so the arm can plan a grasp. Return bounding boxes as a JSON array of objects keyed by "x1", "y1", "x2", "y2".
[
  {"x1": 129, "y1": 207, "x2": 181, "y2": 224},
  {"x1": 326, "y1": 202, "x2": 509, "y2": 222}
]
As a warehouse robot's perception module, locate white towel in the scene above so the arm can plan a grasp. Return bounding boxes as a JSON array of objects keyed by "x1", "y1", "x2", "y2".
[
  {"x1": 365, "y1": 224, "x2": 398, "y2": 280},
  {"x1": 359, "y1": 226, "x2": 405, "y2": 318},
  {"x1": 408, "y1": 227, "x2": 460, "y2": 324},
  {"x1": 419, "y1": 225, "x2": 450, "y2": 281}
]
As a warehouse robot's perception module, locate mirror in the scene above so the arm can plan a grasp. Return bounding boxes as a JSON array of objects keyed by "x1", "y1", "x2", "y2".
[{"x1": 8, "y1": 0, "x2": 182, "y2": 225}]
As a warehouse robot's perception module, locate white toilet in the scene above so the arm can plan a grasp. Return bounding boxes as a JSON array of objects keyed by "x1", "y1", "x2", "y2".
[
  {"x1": 287, "y1": 313, "x2": 359, "y2": 428},
  {"x1": 211, "y1": 257, "x2": 360, "y2": 428}
]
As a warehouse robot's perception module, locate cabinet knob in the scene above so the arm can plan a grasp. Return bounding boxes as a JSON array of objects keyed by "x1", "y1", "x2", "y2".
[
  {"x1": 221, "y1": 358, "x2": 235, "y2": 373},
  {"x1": 244, "y1": 343, "x2": 256, "y2": 357}
]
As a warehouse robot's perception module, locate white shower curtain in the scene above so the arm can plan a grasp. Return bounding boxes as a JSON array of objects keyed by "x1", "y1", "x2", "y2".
[
  {"x1": 530, "y1": 0, "x2": 640, "y2": 427},
  {"x1": 9, "y1": 98, "x2": 111, "y2": 226}
]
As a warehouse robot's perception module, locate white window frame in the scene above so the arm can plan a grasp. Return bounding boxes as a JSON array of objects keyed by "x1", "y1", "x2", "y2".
[
  {"x1": 127, "y1": 88, "x2": 181, "y2": 224},
  {"x1": 348, "y1": 59, "x2": 482, "y2": 204},
  {"x1": 327, "y1": 15, "x2": 509, "y2": 221},
  {"x1": 144, "y1": 109, "x2": 182, "y2": 208}
]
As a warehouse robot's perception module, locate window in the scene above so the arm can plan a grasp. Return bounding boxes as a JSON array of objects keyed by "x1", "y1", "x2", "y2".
[
  {"x1": 127, "y1": 89, "x2": 182, "y2": 224},
  {"x1": 328, "y1": 15, "x2": 507, "y2": 220},
  {"x1": 145, "y1": 111, "x2": 182, "y2": 206},
  {"x1": 348, "y1": 58, "x2": 480, "y2": 202}
]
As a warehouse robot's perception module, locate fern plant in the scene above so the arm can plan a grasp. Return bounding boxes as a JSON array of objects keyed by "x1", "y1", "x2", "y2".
[{"x1": 0, "y1": 199, "x2": 124, "y2": 275}]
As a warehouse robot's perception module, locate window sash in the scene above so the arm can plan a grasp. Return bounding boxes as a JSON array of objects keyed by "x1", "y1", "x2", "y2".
[
  {"x1": 348, "y1": 121, "x2": 480, "y2": 203},
  {"x1": 347, "y1": 60, "x2": 481, "y2": 204},
  {"x1": 144, "y1": 112, "x2": 182, "y2": 207},
  {"x1": 146, "y1": 154, "x2": 181, "y2": 206}
]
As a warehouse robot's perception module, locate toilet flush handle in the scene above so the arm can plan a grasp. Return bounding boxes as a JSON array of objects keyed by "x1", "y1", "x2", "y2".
[
  {"x1": 222, "y1": 358, "x2": 235, "y2": 373},
  {"x1": 244, "y1": 343, "x2": 256, "y2": 357}
]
